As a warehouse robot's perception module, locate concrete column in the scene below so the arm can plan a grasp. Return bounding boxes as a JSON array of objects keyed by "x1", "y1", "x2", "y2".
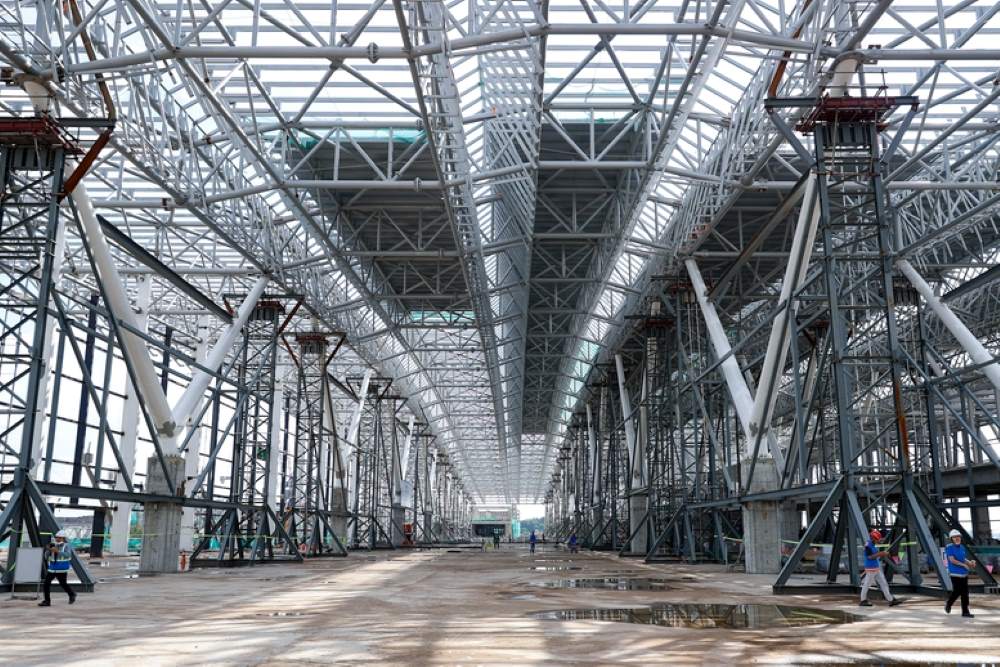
[
  {"x1": 741, "y1": 458, "x2": 798, "y2": 574},
  {"x1": 139, "y1": 454, "x2": 185, "y2": 573},
  {"x1": 110, "y1": 277, "x2": 151, "y2": 556}
]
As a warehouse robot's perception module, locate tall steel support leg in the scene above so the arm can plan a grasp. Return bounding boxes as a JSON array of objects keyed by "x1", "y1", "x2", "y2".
[
  {"x1": 765, "y1": 95, "x2": 992, "y2": 593},
  {"x1": 282, "y1": 333, "x2": 345, "y2": 557},
  {"x1": 192, "y1": 302, "x2": 300, "y2": 565},
  {"x1": 0, "y1": 137, "x2": 93, "y2": 590}
]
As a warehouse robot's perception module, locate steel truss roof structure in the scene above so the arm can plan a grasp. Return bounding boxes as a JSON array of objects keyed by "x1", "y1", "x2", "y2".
[{"x1": 1, "y1": 0, "x2": 999, "y2": 505}]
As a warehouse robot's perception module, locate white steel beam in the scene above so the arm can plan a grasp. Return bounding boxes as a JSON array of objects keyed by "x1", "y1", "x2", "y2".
[{"x1": 898, "y1": 259, "x2": 1000, "y2": 394}]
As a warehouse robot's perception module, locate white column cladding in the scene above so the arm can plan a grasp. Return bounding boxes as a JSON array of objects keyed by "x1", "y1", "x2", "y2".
[
  {"x1": 179, "y1": 323, "x2": 210, "y2": 552},
  {"x1": 171, "y1": 275, "x2": 269, "y2": 432},
  {"x1": 268, "y1": 380, "x2": 283, "y2": 510},
  {"x1": 325, "y1": 377, "x2": 349, "y2": 541},
  {"x1": 586, "y1": 403, "x2": 599, "y2": 506},
  {"x1": 390, "y1": 415, "x2": 412, "y2": 546},
  {"x1": 109, "y1": 277, "x2": 152, "y2": 556}
]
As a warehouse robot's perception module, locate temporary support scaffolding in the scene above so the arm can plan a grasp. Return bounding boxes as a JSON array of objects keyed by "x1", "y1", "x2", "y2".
[
  {"x1": 546, "y1": 93, "x2": 1000, "y2": 597},
  {"x1": 281, "y1": 333, "x2": 347, "y2": 557},
  {"x1": 348, "y1": 376, "x2": 397, "y2": 549},
  {"x1": 0, "y1": 117, "x2": 95, "y2": 591},
  {"x1": 190, "y1": 301, "x2": 302, "y2": 566}
]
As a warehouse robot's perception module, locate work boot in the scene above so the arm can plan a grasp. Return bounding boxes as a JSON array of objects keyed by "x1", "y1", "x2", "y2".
[
  {"x1": 962, "y1": 612, "x2": 975, "y2": 618},
  {"x1": 69, "y1": 593, "x2": 76, "y2": 604},
  {"x1": 945, "y1": 602, "x2": 952, "y2": 614},
  {"x1": 859, "y1": 600, "x2": 873, "y2": 607},
  {"x1": 38, "y1": 600, "x2": 51, "y2": 607},
  {"x1": 889, "y1": 598, "x2": 901, "y2": 607}
]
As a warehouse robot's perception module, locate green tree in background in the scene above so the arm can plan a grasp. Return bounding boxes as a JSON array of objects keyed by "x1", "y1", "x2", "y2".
[{"x1": 519, "y1": 517, "x2": 545, "y2": 536}]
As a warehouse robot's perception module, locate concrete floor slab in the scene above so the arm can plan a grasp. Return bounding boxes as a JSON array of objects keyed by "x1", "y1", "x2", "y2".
[{"x1": 2, "y1": 545, "x2": 999, "y2": 665}]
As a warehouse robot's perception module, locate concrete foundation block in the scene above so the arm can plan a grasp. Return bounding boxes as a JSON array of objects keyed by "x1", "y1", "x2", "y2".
[
  {"x1": 391, "y1": 505, "x2": 405, "y2": 547},
  {"x1": 741, "y1": 457, "x2": 800, "y2": 574},
  {"x1": 140, "y1": 454, "x2": 186, "y2": 574},
  {"x1": 629, "y1": 492, "x2": 649, "y2": 555}
]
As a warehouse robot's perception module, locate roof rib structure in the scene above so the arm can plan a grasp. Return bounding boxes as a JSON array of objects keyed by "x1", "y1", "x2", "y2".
[{"x1": 2, "y1": 0, "x2": 998, "y2": 503}]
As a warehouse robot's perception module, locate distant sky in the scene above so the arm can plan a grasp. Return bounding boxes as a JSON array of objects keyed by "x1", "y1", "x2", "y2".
[{"x1": 517, "y1": 503, "x2": 545, "y2": 520}]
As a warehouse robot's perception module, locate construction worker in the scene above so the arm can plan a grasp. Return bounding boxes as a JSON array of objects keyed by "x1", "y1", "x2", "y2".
[
  {"x1": 859, "y1": 529, "x2": 900, "y2": 607},
  {"x1": 944, "y1": 529, "x2": 976, "y2": 617},
  {"x1": 529, "y1": 530, "x2": 537, "y2": 554},
  {"x1": 39, "y1": 530, "x2": 76, "y2": 607}
]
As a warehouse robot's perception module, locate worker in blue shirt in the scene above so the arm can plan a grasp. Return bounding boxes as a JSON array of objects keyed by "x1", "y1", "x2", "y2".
[
  {"x1": 859, "y1": 529, "x2": 900, "y2": 607},
  {"x1": 944, "y1": 529, "x2": 976, "y2": 617},
  {"x1": 529, "y1": 530, "x2": 537, "y2": 554},
  {"x1": 39, "y1": 530, "x2": 76, "y2": 607}
]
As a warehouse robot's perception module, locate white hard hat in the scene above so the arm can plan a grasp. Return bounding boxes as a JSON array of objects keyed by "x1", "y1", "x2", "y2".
[
  {"x1": 55, "y1": 529, "x2": 67, "y2": 538},
  {"x1": 948, "y1": 529, "x2": 961, "y2": 538}
]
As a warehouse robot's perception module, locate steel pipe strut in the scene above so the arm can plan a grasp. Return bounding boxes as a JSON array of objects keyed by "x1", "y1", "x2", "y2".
[
  {"x1": 685, "y1": 258, "x2": 755, "y2": 442},
  {"x1": 170, "y1": 274, "x2": 270, "y2": 433},
  {"x1": 898, "y1": 259, "x2": 1000, "y2": 394},
  {"x1": 71, "y1": 181, "x2": 176, "y2": 441},
  {"x1": 749, "y1": 174, "x2": 820, "y2": 440}
]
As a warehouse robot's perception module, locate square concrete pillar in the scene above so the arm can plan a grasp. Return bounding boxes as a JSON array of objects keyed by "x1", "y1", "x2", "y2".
[
  {"x1": 140, "y1": 454, "x2": 186, "y2": 574},
  {"x1": 629, "y1": 491, "x2": 649, "y2": 555},
  {"x1": 391, "y1": 505, "x2": 406, "y2": 547},
  {"x1": 331, "y1": 485, "x2": 349, "y2": 546},
  {"x1": 741, "y1": 457, "x2": 797, "y2": 574}
]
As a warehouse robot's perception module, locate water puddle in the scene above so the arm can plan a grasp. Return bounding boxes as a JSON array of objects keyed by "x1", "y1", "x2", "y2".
[
  {"x1": 530, "y1": 565, "x2": 582, "y2": 571},
  {"x1": 533, "y1": 603, "x2": 859, "y2": 629},
  {"x1": 532, "y1": 577, "x2": 672, "y2": 590}
]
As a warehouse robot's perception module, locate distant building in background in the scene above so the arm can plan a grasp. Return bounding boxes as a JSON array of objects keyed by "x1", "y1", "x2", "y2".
[{"x1": 471, "y1": 506, "x2": 518, "y2": 539}]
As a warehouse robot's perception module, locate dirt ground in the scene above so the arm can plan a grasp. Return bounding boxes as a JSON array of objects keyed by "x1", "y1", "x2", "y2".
[{"x1": 2, "y1": 544, "x2": 998, "y2": 666}]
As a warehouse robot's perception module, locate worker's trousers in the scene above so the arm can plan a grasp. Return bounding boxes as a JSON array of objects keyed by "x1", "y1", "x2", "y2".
[
  {"x1": 946, "y1": 575, "x2": 970, "y2": 614},
  {"x1": 860, "y1": 568, "x2": 893, "y2": 602},
  {"x1": 43, "y1": 571, "x2": 74, "y2": 603}
]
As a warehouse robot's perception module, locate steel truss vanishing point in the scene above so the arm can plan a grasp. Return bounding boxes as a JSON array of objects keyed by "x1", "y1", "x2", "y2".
[{"x1": 1, "y1": 0, "x2": 1000, "y2": 595}]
